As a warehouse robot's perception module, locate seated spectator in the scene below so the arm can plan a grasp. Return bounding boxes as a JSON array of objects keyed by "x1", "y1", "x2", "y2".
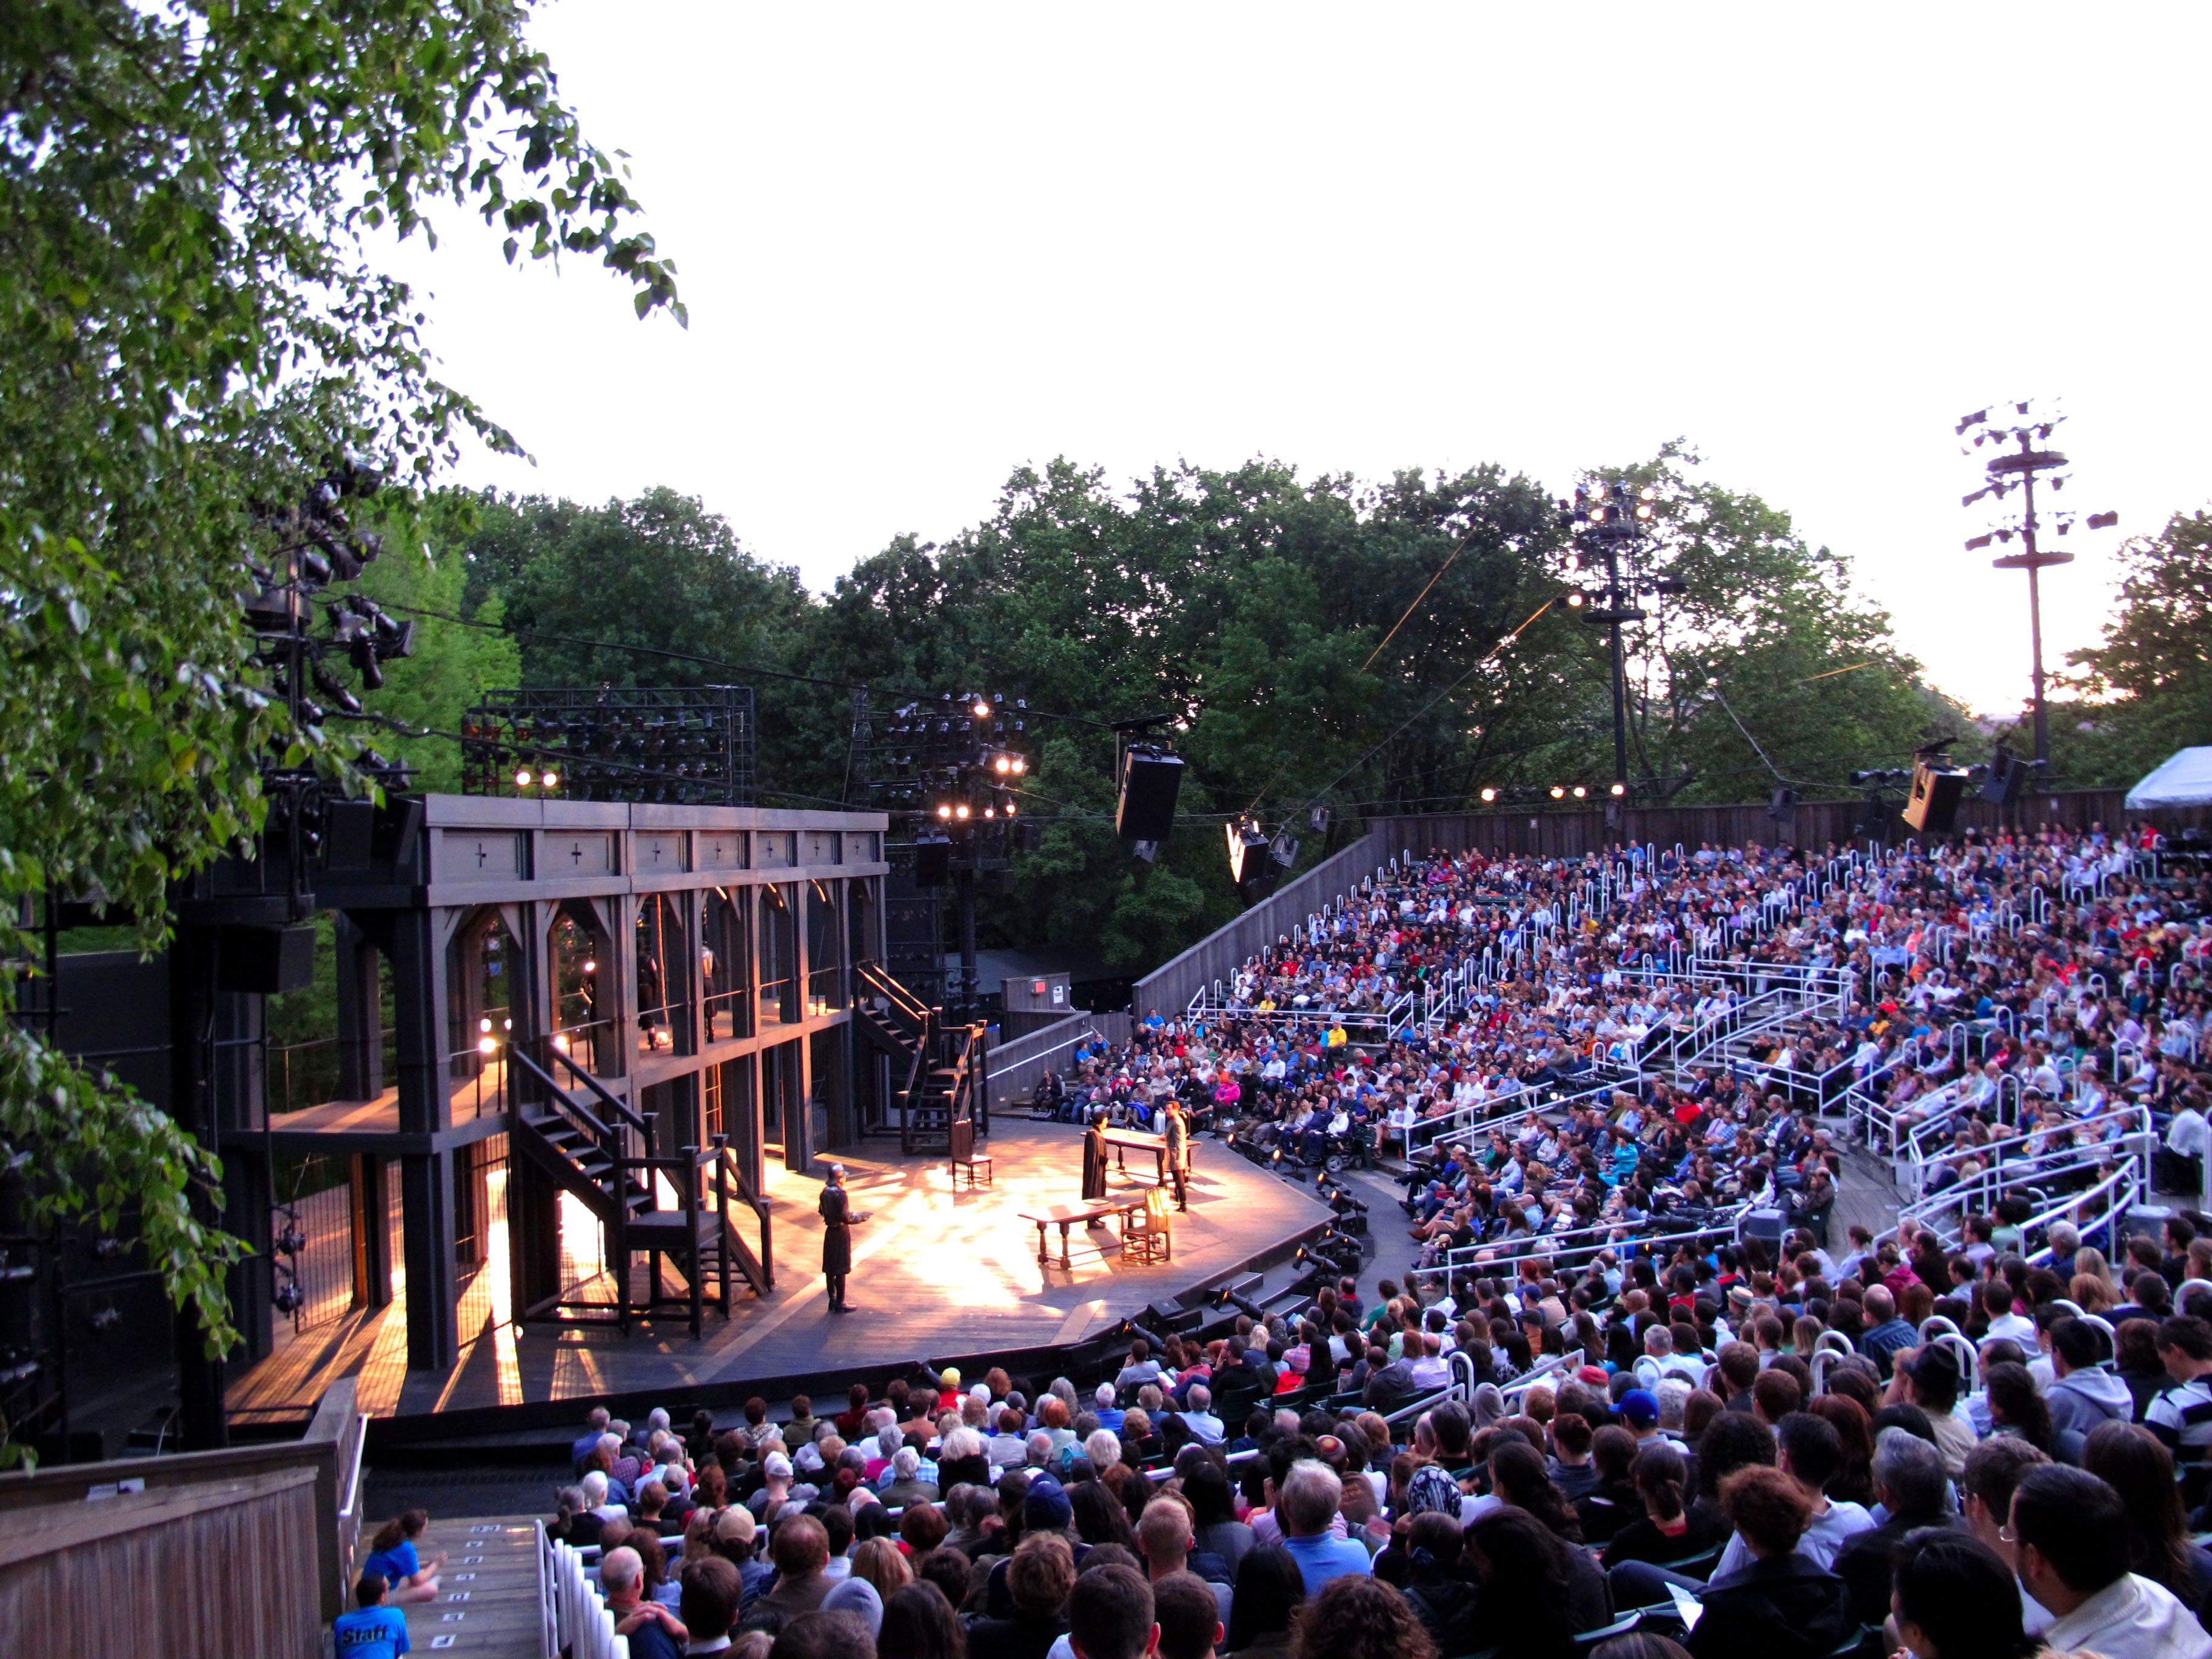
[
  {"x1": 680, "y1": 1557, "x2": 744, "y2": 1659},
  {"x1": 1294, "y1": 1575, "x2": 1439, "y2": 1659},
  {"x1": 1068, "y1": 1562, "x2": 1156, "y2": 1659},
  {"x1": 1463, "y1": 1506, "x2": 1612, "y2": 1658},
  {"x1": 968, "y1": 1532, "x2": 1074, "y2": 1659},
  {"x1": 1832, "y1": 1428, "x2": 1955, "y2": 1627},
  {"x1": 2009, "y1": 1463, "x2": 2212, "y2": 1659},
  {"x1": 601, "y1": 1545, "x2": 687, "y2": 1659},
  {"x1": 879, "y1": 1581, "x2": 965, "y2": 1659},
  {"x1": 361, "y1": 1509, "x2": 444, "y2": 1605},
  {"x1": 1686, "y1": 1466, "x2": 1853, "y2": 1659},
  {"x1": 1224, "y1": 1544, "x2": 1305, "y2": 1658},
  {"x1": 759, "y1": 1513, "x2": 836, "y2": 1619},
  {"x1": 1603, "y1": 1439, "x2": 1725, "y2": 1573},
  {"x1": 1889, "y1": 1529, "x2": 2039, "y2": 1659},
  {"x1": 1153, "y1": 1569, "x2": 1225, "y2": 1659},
  {"x1": 1275, "y1": 1460, "x2": 1372, "y2": 1592},
  {"x1": 332, "y1": 1574, "x2": 411, "y2": 1659},
  {"x1": 2080, "y1": 1421, "x2": 2212, "y2": 1626}
]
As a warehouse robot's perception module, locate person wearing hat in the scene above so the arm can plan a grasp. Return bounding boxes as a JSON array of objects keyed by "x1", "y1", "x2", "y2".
[{"x1": 817, "y1": 1164, "x2": 871, "y2": 1313}]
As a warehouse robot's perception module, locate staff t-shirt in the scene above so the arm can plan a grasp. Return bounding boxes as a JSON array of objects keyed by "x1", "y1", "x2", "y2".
[{"x1": 333, "y1": 1605, "x2": 411, "y2": 1658}]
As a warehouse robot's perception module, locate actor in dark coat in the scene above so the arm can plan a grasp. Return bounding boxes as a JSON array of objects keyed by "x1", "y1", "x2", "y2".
[
  {"x1": 1163, "y1": 1099, "x2": 1190, "y2": 1211},
  {"x1": 1082, "y1": 1121, "x2": 1110, "y2": 1205},
  {"x1": 818, "y1": 1164, "x2": 870, "y2": 1312}
]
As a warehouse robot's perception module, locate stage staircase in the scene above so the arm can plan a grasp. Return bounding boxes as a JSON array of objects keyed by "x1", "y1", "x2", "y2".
[
  {"x1": 509, "y1": 1042, "x2": 772, "y2": 1338},
  {"x1": 853, "y1": 962, "x2": 989, "y2": 1156}
]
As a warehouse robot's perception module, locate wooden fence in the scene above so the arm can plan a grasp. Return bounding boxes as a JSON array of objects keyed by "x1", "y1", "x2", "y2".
[{"x1": 0, "y1": 1376, "x2": 364, "y2": 1654}]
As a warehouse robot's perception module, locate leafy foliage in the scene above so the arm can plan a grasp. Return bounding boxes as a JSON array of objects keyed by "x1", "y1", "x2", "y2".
[
  {"x1": 2059, "y1": 512, "x2": 2212, "y2": 786},
  {"x1": 471, "y1": 452, "x2": 1951, "y2": 972},
  {"x1": 0, "y1": 2, "x2": 677, "y2": 1366}
]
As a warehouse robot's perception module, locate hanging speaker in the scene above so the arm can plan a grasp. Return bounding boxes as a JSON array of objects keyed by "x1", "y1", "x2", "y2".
[
  {"x1": 1116, "y1": 746, "x2": 1184, "y2": 844},
  {"x1": 914, "y1": 829, "x2": 951, "y2": 887},
  {"x1": 1900, "y1": 763, "x2": 1970, "y2": 834},
  {"x1": 1766, "y1": 787, "x2": 1798, "y2": 822},
  {"x1": 1981, "y1": 747, "x2": 2029, "y2": 805}
]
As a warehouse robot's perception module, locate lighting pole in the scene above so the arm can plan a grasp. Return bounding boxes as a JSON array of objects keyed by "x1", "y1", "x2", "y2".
[
  {"x1": 1957, "y1": 403, "x2": 2117, "y2": 776},
  {"x1": 1560, "y1": 479, "x2": 1684, "y2": 803}
]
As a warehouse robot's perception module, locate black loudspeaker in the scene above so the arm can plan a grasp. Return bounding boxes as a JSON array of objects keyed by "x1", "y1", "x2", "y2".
[
  {"x1": 324, "y1": 798, "x2": 376, "y2": 871},
  {"x1": 1981, "y1": 748, "x2": 2030, "y2": 805},
  {"x1": 216, "y1": 922, "x2": 318, "y2": 994},
  {"x1": 1116, "y1": 747, "x2": 1184, "y2": 843},
  {"x1": 1900, "y1": 763, "x2": 1970, "y2": 834},
  {"x1": 914, "y1": 830, "x2": 951, "y2": 888},
  {"x1": 1766, "y1": 787, "x2": 1798, "y2": 821}
]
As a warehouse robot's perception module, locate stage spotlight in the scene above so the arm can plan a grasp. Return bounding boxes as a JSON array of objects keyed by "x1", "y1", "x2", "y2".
[
  {"x1": 1572, "y1": 785, "x2": 1587, "y2": 799},
  {"x1": 936, "y1": 803, "x2": 954, "y2": 820},
  {"x1": 1480, "y1": 787, "x2": 1498, "y2": 803},
  {"x1": 972, "y1": 699, "x2": 992, "y2": 719},
  {"x1": 515, "y1": 768, "x2": 534, "y2": 788},
  {"x1": 2087, "y1": 510, "x2": 2119, "y2": 529},
  {"x1": 1549, "y1": 785, "x2": 1566, "y2": 799},
  {"x1": 477, "y1": 1035, "x2": 497, "y2": 1056},
  {"x1": 954, "y1": 803, "x2": 971, "y2": 820},
  {"x1": 1566, "y1": 591, "x2": 1586, "y2": 608},
  {"x1": 1011, "y1": 757, "x2": 1027, "y2": 774},
  {"x1": 1609, "y1": 782, "x2": 1627, "y2": 797},
  {"x1": 541, "y1": 769, "x2": 559, "y2": 789}
]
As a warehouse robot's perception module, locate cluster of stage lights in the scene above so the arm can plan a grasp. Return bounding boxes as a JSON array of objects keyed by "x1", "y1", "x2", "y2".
[
  {"x1": 876, "y1": 690, "x2": 1032, "y2": 828},
  {"x1": 1473, "y1": 782, "x2": 1629, "y2": 803}
]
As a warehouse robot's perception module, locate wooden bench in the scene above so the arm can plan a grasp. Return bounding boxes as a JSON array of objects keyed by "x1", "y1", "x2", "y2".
[{"x1": 1019, "y1": 1199, "x2": 1145, "y2": 1270}]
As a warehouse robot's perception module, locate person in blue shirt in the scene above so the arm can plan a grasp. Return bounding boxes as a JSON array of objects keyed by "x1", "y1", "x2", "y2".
[
  {"x1": 361, "y1": 1510, "x2": 444, "y2": 1603},
  {"x1": 333, "y1": 1575, "x2": 411, "y2": 1659},
  {"x1": 1275, "y1": 1460, "x2": 1373, "y2": 1592}
]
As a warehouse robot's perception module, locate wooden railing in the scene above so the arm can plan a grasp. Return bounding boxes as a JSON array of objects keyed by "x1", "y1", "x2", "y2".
[{"x1": 0, "y1": 1376, "x2": 364, "y2": 1645}]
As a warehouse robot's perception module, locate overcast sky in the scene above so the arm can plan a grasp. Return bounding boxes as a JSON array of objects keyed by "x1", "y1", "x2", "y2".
[{"x1": 390, "y1": 4, "x2": 2212, "y2": 714}]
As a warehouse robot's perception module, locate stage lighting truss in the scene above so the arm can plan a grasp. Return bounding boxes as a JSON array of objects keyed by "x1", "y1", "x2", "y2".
[
  {"x1": 1956, "y1": 398, "x2": 2115, "y2": 561},
  {"x1": 862, "y1": 689, "x2": 1035, "y2": 857},
  {"x1": 460, "y1": 685, "x2": 757, "y2": 805},
  {"x1": 1555, "y1": 479, "x2": 1689, "y2": 619}
]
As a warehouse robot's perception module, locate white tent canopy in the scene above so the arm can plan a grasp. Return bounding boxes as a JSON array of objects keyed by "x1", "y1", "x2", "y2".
[{"x1": 2125, "y1": 746, "x2": 2212, "y2": 809}]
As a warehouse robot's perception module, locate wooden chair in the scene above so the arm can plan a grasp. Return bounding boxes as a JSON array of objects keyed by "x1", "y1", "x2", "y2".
[
  {"x1": 1123, "y1": 1187, "x2": 1173, "y2": 1264},
  {"x1": 949, "y1": 1116, "x2": 993, "y2": 1189}
]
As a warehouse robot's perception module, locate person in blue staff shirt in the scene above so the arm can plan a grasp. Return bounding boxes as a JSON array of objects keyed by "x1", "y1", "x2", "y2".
[{"x1": 333, "y1": 1575, "x2": 411, "y2": 1659}]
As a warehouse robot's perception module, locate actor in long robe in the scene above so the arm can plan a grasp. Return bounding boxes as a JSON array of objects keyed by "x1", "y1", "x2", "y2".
[
  {"x1": 818, "y1": 1164, "x2": 870, "y2": 1312},
  {"x1": 1081, "y1": 1120, "x2": 1110, "y2": 1205}
]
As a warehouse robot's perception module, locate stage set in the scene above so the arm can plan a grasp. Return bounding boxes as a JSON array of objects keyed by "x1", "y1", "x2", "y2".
[{"x1": 227, "y1": 1118, "x2": 1332, "y2": 1423}]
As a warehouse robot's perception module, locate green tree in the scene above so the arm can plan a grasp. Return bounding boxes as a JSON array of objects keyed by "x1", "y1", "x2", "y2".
[
  {"x1": 2059, "y1": 511, "x2": 2212, "y2": 785},
  {"x1": 1, "y1": 1, "x2": 677, "y2": 1382}
]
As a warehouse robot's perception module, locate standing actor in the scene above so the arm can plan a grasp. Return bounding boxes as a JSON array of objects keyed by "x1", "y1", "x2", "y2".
[
  {"x1": 818, "y1": 1164, "x2": 871, "y2": 1313},
  {"x1": 1162, "y1": 1098, "x2": 1190, "y2": 1212},
  {"x1": 1082, "y1": 1116, "x2": 1110, "y2": 1225}
]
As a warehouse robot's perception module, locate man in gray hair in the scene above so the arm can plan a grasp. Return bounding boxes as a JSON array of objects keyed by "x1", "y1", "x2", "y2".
[{"x1": 1832, "y1": 1427, "x2": 1957, "y2": 1626}]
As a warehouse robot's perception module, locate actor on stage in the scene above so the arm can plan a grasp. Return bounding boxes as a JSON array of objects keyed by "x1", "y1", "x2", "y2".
[
  {"x1": 1081, "y1": 1118, "x2": 1110, "y2": 1224},
  {"x1": 1163, "y1": 1098, "x2": 1190, "y2": 1212},
  {"x1": 817, "y1": 1164, "x2": 870, "y2": 1312}
]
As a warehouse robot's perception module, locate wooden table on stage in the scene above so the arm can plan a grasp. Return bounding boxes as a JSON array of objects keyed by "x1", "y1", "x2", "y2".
[
  {"x1": 1020, "y1": 1199, "x2": 1145, "y2": 1270},
  {"x1": 1101, "y1": 1128, "x2": 1174, "y2": 1185}
]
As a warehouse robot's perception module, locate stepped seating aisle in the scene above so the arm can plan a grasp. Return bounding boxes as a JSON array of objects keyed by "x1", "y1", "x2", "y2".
[{"x1": 358, "y1": 1517, "x2": 551, "y2": 1659}]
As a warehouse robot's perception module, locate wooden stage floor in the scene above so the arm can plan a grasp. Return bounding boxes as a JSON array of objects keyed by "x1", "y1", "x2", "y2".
[{"x1": 228, "y1": 1122, "x2": 1332, "y2": 1421}]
